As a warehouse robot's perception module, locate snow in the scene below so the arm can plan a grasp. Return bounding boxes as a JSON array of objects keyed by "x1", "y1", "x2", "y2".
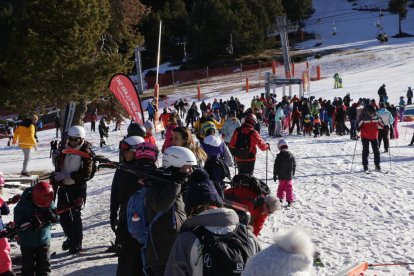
[{"x1": 2, "y1": 0, "x2": 414, "y2": 275}]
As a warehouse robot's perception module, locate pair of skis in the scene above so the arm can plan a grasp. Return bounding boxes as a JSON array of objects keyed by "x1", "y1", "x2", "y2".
[{"x1": 0, "y1": 197, "x2": 83, "y2": 239}]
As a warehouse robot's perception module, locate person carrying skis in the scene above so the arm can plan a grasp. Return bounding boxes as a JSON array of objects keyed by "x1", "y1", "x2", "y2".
[
  {"x1": 110, "y1": 136, "x2": 158, "y2": 276},
  {"x1": 273, "y1": 139, "x2": 296, "y2": 208},
  {"x1": 12, "y1": 116, "x2": 37, "y2": 176},
  {"x1": 229, "y1": 113, "x2": 269, "y2": 175},
  {"x1": 14, "y1": 181, "x2": 58, "y2": 275},
  {"x1": 0, "y1": 172, "x2": 15, "y2": 276},
  {"x1": 53, "y1": 125, "x2": 94, "y2": 254},
  {"x1": 358, "y1": 106, "x2": 384, "y2": 172},
  {"x1": 164, "y1": 168, "x2": 260, "y2": 276}
]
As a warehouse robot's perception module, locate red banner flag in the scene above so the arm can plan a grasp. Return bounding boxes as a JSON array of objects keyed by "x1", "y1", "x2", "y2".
[{"x1": 109, "y1": 74, "x2": 144, "y2": 125}]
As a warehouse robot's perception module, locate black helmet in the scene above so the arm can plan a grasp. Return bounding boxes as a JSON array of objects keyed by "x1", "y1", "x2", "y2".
[{"x1": 127, "y1": 123, "x2": 146, "y2": 137}]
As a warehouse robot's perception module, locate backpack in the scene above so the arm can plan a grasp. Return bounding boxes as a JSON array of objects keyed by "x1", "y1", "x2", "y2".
[
  {"x1": 204, "y1": 156, "x2": 231, "y2": 182},
  {"x1": 189, "y1": 224, "x2": 256, "y2": 275},
  {"x1": 230, "y1": 128, "x2": 254, "y2": 159},
  {"x1": 231, "y1": 174, "x2": 270, "y2": 195}
]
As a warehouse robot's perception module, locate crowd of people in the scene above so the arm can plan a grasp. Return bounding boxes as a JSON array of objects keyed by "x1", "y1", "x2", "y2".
[{"x1": 0, "y1": 82, "x2": 414, "y2": 275}]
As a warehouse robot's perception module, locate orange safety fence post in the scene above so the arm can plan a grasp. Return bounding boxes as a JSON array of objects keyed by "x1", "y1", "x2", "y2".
[
  {"x1": 272, "y1": 61, "x2": 276, "y2": 75},
  {"x1": 153, "y1": 83, "x2": 162, "y2": 133},
  {"x1": 316, "y1": 65, "x2": 321, "y2": 80},
  {"x1": 197, "y1": 81, "x2": 201, "y2": 101},
  {"x1": 286, "y1": 70, "x2": 291, "y2": 79},
  {"x1": 246, "y1": 78, "x2": 249, "y2": 93},
  {"x1": 291, "y1": 63, "x2": 295, "y2": 78}
]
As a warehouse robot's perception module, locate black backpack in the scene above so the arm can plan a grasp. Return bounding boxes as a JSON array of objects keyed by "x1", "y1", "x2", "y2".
[
  {"x1": 230, "y1": 128, "x2": 254, "y2": 159},
  {"x1": 204, "y1": 156, "x2": 231, "y2": 182},
  {"x1": 190, "y1": 224, "x2": 256, "y2": 275},
  {"x1": 231, "y1": 174, "x2": 270, "y2": 195}
]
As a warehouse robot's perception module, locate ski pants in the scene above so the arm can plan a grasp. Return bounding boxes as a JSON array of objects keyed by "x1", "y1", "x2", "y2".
[
  {"x1": 378, "y1": 128, "x2": 389, "y2": 151},
  {"x1": 20, "y1": 244, "x2": 51, "y2": 276},
  {"x1": 0, "y1": 238, "x2": 12, "y2": 273},
  {"x1": 350, "y1": 120, "x2": 357, "y2": 138},
  {"x1": 20, "y1": 148, "x2": 31, "y2": 173},
  {"x1": 91, "y1": 121, "x2": 96, "y2": 132},
  {"x1": 237, "y1": 160, "x2": 255, "y2": 175},
  {"x1": 117, "y1": 214, "x2": 143, "y2": 276},
  {"x1": 408, "y1": 97, "x2": 412, "y2": 105},
  {"x1": 277, "y1": 179, "x2": 294, "y2": 203},
  {"x1": 58, "y1": 185, "x2": 86, "y2": 250},
  {"x1": 394, "y1": 119, "x2": 399, "y2": 139},
  {"x1": 361, "y1": 138, "x2": 380, "y2": 170},
  {"x1": 268, "y1": 121, "x2": 275, "y2": 136},
  {"x1": 275, "y1": 120, "x2": 282, "y2": 136},
  {"x1": 289, "y1": 119, "x2": 300, "y2": 134}
]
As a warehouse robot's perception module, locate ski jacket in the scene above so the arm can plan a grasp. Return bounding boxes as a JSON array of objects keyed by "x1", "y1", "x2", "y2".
[
  {"x1": 223, "y1": 187, "x2": 268, "y2": 236},
  {"x1": 275, "y1": 107, "x2": 284, "y2": 120},
  {"x1": 200, "y1": 135, "x2": 234, "y2": 167},
  {"x1": 358, "y1": 112, "x2": 383, "y2": 140},
  {"x1": 0, "y1": 197, "x2": 10, "y2": 231},
  {"x1": 161, "y1": 124, "x2": 178, "y2": 153},
  {"x1": 144, "y1": 170, "x2": 187, "y2": 268},
  {"x1": 60, "y1": 141, "x2": 94, "y2": 186},
  {"x1": 14, "y1": 188, "x2": 56, "y2": 248},
  {"x1": 291, "y1": 109, "x2": 301, "y2": 120},
  {"x1": 378, "y1": 86, "x2": 387, "y2": 97},
  {"x1": 12, "y1": 118, "x2": 36, "y2": 149},
  {"x1": 273, "y1": 150, "x2": 296, "y2": 180},
  {"x1": 377, "y1": 108, "x2": 394, "y2": 127},
  {"x1": 164, "y1": 208, "x2": 260, "y2": 276},
  {"x1": 212, "y1": 101, "x2": 220, "y2": 111},
  {"x1": 159, "y1": 113, "x2": 171, "y2": 128},
  {"x1": 407, "y1": 89, "x2": 413, "y2": 98},
  {"x1": 228, "y1": 124, "x2": 269, "y2": 162},
  {"x1": 221, "y1": 117, "x2": 241, "y2": 144}
]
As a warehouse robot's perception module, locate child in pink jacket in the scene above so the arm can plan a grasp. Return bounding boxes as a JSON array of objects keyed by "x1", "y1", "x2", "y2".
[{"x1": 0, "y1": 172, "x2": 14, "y2": 276}]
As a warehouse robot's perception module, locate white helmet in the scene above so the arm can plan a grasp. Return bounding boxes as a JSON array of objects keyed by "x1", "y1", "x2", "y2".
[
  {"x1": 123, "y1": 136, "x2": 145, "y2": 146},
  {"x1": 162, "y1": 146, "x2": 197, "y2": 168},
  {"x1": 68, "y1": 125, "x2": 86, "y2": 138},
  {"x1": 144, "y1": 120, "x2": 154, "y2": 131},
  {"x1": 277, "y1": 139, "x2": 288, "y2": 150}
]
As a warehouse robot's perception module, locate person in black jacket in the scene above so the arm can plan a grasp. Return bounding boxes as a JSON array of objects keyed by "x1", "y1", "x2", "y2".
[
  {"x1": 273, "y1": 139, "x2": 296, "y2": 207},
  {"x1": 110, "y1": 136, "x2": 158, "y2": 276}
]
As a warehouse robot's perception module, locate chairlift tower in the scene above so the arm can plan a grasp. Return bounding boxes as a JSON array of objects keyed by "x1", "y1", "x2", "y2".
[{"x1": 268, "y1": 16, "x2": 298, "y2": 78}]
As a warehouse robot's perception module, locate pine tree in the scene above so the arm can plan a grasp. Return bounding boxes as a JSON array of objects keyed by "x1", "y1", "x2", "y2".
[
  {"x1": 282, "y1": 0, "x2": 313, "y2": 22},
  {"x1": 388, "y1": 0, "x2": 408, "y2": 35}
]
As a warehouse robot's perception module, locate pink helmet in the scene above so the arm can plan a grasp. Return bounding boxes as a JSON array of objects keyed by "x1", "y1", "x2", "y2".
[{"x1": 135, "y1": 142, "x2": 159, "y2": 162}]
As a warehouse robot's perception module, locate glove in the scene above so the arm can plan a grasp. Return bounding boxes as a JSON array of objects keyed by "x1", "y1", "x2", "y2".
[
  {"x1": 110, "y1": 217, "x2": 118, "y2": 233},
  {"x1": 54, "y1": 172, "x2": 70, "y2": 181},
  {"x1": 273, "y1": 175, "x2": 278, "y2": 182},
  {"x1": 7, "y1": 194, "x2": 21, "y2": 205},
  {"x1": 31, "y1": 215, "x2": 42, "y2": 229},
  {"x1": 266, "y1": 143, "x2": 270, "y2": 150}
]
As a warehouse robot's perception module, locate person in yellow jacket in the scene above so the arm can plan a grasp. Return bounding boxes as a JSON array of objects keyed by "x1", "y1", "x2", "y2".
[
  {"x1": 193, "y1": 110, "x2": 223, "y2": 141},
  {"x1": 12, "y1": 116, "x2": 37, "y2": 176}
]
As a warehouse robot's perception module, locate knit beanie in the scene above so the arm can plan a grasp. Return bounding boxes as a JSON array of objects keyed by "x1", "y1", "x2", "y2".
[{"x1": 185, "y1": 168, "x2": 223, "y2": 214}]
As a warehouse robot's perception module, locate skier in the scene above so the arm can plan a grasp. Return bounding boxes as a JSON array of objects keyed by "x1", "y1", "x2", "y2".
[
  {"x1": 407, "y1": 87, "x2": 413, "y2": 105},
  {"x1": 273, "y1": 139, "x2": 296, "y2": 208},
  {"x1": 159, "y1": 108, "x2": 171, "y2": 139},
  {"x1": 12, "y1": 116, "x2": 37, "y2": 176},
  {"x1": 90, "y1": 113, "x2": 97, "y2": 133},
  {"x1": 377, "y1": 84, "x2": 387, "y2": 103},
  {"x1": 53, "y1": 125, "x2": 94, "y2": 254},
  {"x1": 99, "y1": 116, "x2": 109, "y2": 147},
  {"x1": 110, "y1": 136, "x2": 158, "y2": 276},
  {"x1": 54, "y1": 115, "x2": 61, "y2": 138},
  {"x1": 358, "y1": 106, "x2": 384, "y2": 172},
  {"x1": 185, "y1": 102, "x2": 199, "y2": 129},
  {"x1": 229, "y1": 113, "x2": 269, "y2": 175},
  {"x1": 0, "y1": 172, "x2": 15, "y2": 276},
  {"x1": 398, "y1": 96, "x2": 406, "y2": 122},
  {"x1": 14, "y1": 181, "x2": 58, "y2": 275}
]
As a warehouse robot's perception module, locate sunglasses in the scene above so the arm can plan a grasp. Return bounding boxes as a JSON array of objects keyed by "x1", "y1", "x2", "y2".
[{"x1": 68, "y1": 137, "x2": 81, "y2": 142}]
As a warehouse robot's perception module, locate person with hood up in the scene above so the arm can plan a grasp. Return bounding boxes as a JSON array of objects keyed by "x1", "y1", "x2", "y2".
[
  {"x1": 12, "y1": 116, "x2": 37, "y2": 176},
  {"x1": 242, "y1": 228, "x2": 315, "y2": 276},
  {"x1": 164, "y1": 168, "x2": 260, "y2": 276}
]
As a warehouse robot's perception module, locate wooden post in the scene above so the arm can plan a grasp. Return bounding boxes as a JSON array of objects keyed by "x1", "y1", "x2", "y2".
[{"x1": 272, "y1": 60, "x2": 276, "y2": 75}]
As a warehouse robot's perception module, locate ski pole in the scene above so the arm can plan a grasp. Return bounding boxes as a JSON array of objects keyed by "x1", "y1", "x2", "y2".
[
  {"x1": 350, "y1": 138, "x2": 358, "y2": 172},
  {"x1": 265, "y1": 144, "x2": 269, "y2": 185},
  {"x1": 369, "y1": 262, "x2": 414, "y2": 267}
]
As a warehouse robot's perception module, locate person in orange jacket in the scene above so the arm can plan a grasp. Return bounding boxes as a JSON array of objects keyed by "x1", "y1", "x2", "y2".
[
  {"x1": 159, "y1": 108, "x2": 171, "y2": 139},
  {"x1": 13, "y1": 116, "x2": 37, "y2": 176}
]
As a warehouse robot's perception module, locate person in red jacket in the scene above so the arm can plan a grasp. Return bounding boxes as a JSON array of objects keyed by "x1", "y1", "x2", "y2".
[
  {"x1": 358, "y1": 105, "x2": 384, "y2": 172},
  {"x1": 224, "y1": 186, "x2": 279, "y2": 236},
  {"x1": 229, "y1": 113, "x2": 269, "y2": 175},
  {"x1": 144, "y1": 120, "x2": 157, "y2": 147}
]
